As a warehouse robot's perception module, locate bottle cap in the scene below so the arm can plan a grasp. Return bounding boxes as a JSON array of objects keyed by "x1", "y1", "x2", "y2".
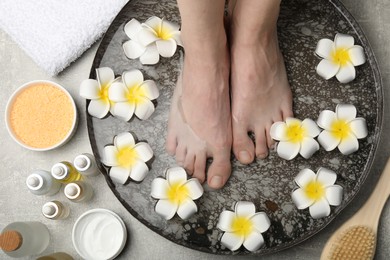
[
  {"x1": 42, "y1": 202, "x2": 58, "y2": 217},
  {"x1": 51, "y1": 163, "x2": 68, "y2": 180},
  {"x1": 0, "y1": 230, "x2": 22, "y2": 252},
  {"x1": 65, "y1": 183, "x2": 81, "y2": 199},
  {"x1": 74, "y1": 155, "x2": 89, "y2": 170},
  {"x1": 26, "y1": 173, "x2": 44, "y2": 190}
]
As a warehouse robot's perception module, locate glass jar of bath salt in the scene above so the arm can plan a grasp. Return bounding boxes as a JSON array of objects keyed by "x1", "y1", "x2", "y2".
[
  {"x1": 26, "y1": 170, "x2": 62, "y2": 196},
  {"x1": 51, "y1": 161, "x2": 82, "y2": 184},
  {"x1": 64, "y1": 181, "x2": 93, "y2": 203},
  {"x1": 0, "y1": 221, "x2": 50, "y2": 258},
  {"x1": 73, "y1": 153, "x2": 100, "y2": 177},
  {"x1": 42, "y1": 201, "x2": 70, "y2": 220},
  {"x1": 37, "y1": 252, "x2": 74, "y2": 260}
]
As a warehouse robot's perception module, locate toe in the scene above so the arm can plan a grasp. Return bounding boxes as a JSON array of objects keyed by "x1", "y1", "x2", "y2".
[
  {"x1": 254, "y1": 128, "x2": 269, "y2": 159},
  {"x1": 175, "y1": 144, "x2": 187, "y2": 166},
  {"x1": 166, "y1": 125, "x2": 177, "y2": 156},
  {"x1": 193, "y1": 152, "x2": 207, "y2": 183},
  {"x1": 183, "y1": 152, "x2": 195, "y2": 175},
  {"x1": 232, "y1": 123, "x2": 255, "y2": 164},
  {"x1": 207, "y1": 149, "x2": 231, "y2": 189}
]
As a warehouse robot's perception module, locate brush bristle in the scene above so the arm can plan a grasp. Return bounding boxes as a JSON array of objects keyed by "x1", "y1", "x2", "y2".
[{"x1": 328, "y1": 226, "x2": 376, "y2": 260}]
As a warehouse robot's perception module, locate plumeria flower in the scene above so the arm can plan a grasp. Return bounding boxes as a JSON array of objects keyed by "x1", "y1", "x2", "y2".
[
  {"x1": 123, "y1": 16, "x2": 182, "y2": 65},
  {"x1": 217, "y1": 201, "x2": 271, "y2": 252},
  {"x1": 80, "y1": 67, "x2": 123, "y2": 118},
  {"x1": 103, "y1": 132, "x2": 153, "y2": 184},
  {"x1": 109, "y1": 69, "x2": 159, "y2": 121},
  {"x1": 317, "y1": 104, "x2": 368, "y2": 155},
  {"x1": 292, "y1": 168, "x2": 343, "y2": 219},
  {"x1": 270, "y1": 118, "x2": 321, "y2": 160},
  {"x1": 151, "y1": 167, "x2": 203, "y2": 220},
  {"x1": 315, "y1": 33, "x2": 366, "y2": 83}
]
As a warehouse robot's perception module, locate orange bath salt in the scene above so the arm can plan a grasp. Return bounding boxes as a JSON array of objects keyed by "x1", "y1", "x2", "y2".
[{"x1": 9, "y1": 83, "x2": 75, "y2": 149}]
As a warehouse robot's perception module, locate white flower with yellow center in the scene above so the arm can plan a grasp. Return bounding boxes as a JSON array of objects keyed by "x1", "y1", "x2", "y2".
[
  {"x1": 317, "y1": 104, "x2": 368, "y2": 155},
  {"x1": 217, "y1": 201, "x2": 271, "y2": 252},
  {"x1": 123, "y1": 16, "x2": 182, "y2": 65},
  {"x1": 109, "y1": 69, "x2": 159, "y2": 121},
  {"x1": 151, "y1": 167, "x2": 204, "y2": 220},
  {"x1": 270, "y1": 118, "x2": 321, "y2": 160},
  {"x1": 103, "y1": 132, "x2": 153, "y2": 184},
  {"x1": 315, "y1": 33, "x2": 366, "y2": 83},
  {"x1": 80, "y1": 67, "x2": 123, "y2": 118},
  {"x1": 292, "y1": 168, "x2": 343, "y2": 219}
]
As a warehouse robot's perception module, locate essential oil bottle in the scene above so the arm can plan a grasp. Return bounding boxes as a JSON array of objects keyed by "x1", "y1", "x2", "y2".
[
  {"x1": 42, "y1": 201, "x2": 70, "y2": 220},
  {"x1": 64, "y1": 181, "x2": 94, "y2": 203},
  {"x1": 51, "y1": 161, "x2": 82, "y2": 183},
  {"x1": 73, "y1": 153, "x2": 100, "y2": 177},
  {"x1": 37, "y1": 252, "x2": 74, "y2": 260},
  {"x1": 26, "y1": 170, "x2": 62, "y2": 196}
]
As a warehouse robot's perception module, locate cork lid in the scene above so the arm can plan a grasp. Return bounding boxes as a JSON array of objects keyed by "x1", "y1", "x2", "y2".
[{"x1": 0, "y1": 230, "x2": 22, "y2": 252}]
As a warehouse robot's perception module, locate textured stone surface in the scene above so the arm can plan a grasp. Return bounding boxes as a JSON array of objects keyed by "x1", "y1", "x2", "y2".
[{"x1": 0, "y1": 0, "x2": 389, "y2": 259}]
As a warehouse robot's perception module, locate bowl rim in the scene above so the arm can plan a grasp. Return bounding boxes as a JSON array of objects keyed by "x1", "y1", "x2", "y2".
[{"x1": 4, "y1": 80, "x2": 78, "y2": 151}]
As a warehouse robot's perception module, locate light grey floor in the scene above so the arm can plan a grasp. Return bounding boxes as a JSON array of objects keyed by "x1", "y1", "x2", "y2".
[{"x1": 1, "y1": 0, "x2": 389, "y2": 259}]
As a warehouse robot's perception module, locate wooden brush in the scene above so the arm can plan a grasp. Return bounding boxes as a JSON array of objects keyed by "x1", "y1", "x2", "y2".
[{"x1": 321, "y1": 157, "x2": 390, "y2": 260}]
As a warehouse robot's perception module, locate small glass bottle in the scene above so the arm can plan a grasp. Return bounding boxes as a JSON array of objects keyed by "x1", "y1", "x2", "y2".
[
  {"x1": 37, "y1": 252, "x2": 74, "y2": 260},
  {"x1": 51, "y1": 161, "x2": 82, "y2": 184},
  {"x1": 73, "y1": 153, "x2": 100, "y2": 177},
  {"x1": 42, "y1": 201, "x2": 70, "y2": 220},
  {"x1": 0, "y1": 221, "x2": 50, "y2": 258},
  {"x1": 26, "y1": 170, "x2": 62, "y2": 196},
  {"x1": 64, "y1": 181, "x2": 93, "y2": 203}
]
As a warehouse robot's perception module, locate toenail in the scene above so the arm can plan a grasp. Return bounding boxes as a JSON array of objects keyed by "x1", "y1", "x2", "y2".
[
  {"x1": 257, "y1": 153, "x2": 268, "y2": 159},
  {"x1": 239, "y1": 151, "x2": 251, "y2": 162},
  {"x1": 210, "y1": 176, "x2": 223, "y2": 188}
]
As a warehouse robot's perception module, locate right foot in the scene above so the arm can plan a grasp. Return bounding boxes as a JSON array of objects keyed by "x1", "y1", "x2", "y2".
[{"x1": 166, "y1": 28, "x2": 232, "y2": 189}]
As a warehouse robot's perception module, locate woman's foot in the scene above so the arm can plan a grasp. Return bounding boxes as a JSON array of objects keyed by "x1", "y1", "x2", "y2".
[{"x1": 229, "y1": 0, "x2": 293, "y2": 164}]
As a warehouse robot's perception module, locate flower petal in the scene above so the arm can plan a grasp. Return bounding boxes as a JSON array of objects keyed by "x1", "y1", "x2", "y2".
[
  {"x1": 301, "y1": 118, "x2": 321, "y2": 137},
  {"x1": 96, "y1": 67, "x2": 115, "y2": 88},
  {"x1": 325, "y1": 185, "x2": 343, "y2": 206},
  {"x1": 292, "y1": 188, "x2": 314, "y2": 210},
  {"x1": 112, "y1": 102, "x2": 135, "y2": 121},
  {"x1": 276, "y1": 141, "x2": 300, "y2": 160},
  {"x1": 220, "y1": 232, "x2": 244, "y2": 251},
  {"x1": 336, "y1": 104, "x2": 357, "y2": 122},
  {"x1": 316, "y1": 59, "x2": 340, "y2": 80},
  {"x1": 334, "y1": 33, "x2": 354, "y2": 49},
  {"x1": 166, "y1": 167, "x2": 188, "y2": 186},
  {"x1": 285, "y1": 117, "x2": 302, "y2": 126},
  {"x1": 335, "y1": 62, "x2": 356, "y2": 83},
  {"x1": 316, "y1": 167, "x2": 337, "y2": 187},
  {"x1": 151, "y1": 177, "x2": 170, "y2": 199},
  {"x1": 140, "y1": 44, "x2": 160, "y2": 65},
  {"x1": 183, "y1": 179, "x2": 203, "y2": 200},
  {"x1": 88, "y1": 99, "x2": 110, "y2": 118},
  {"x1": 114, "y1": 132, "x2": 136, "y2": 150},
  {"x1": 103, "y1": 145, "x2": 118, "y2": 166},
  {"x1": 137, "y1": 27, "x2": 159, "y2": 46},
  {"x1": 123, "y1": 69, "x2": 144, "y2": 89},
  {"x1": 156, "y1": 39, "x2": 177, "y2": 57},
  {"x1": 235, "y1": 201, "x2": 256, "y2": 217},
  {"x1": 177, "y1": 198, "x2": 198, "y2": 220},
  {"x1": 317, "y1": 110, "x2": 337, "y2": 130},
  {"x1": 133, "y1": 142, "x2": 153, "y2": 162},
  {"x1": 80, "y1": 79, "x2": 100, "y2": 99},
  {"x1": 109, "y1": 166, "x2": 129, "y2": 184},
  {"x1": 155, "y1": 199, "x2": 178, "y2": 220},
  {"x1": 124, "y1": 18, "x2": 142, "y2": 39},
  {"x1": 123, "y1": 40, "x2": 146, "y2": 59},
  {"x1": 295, "y1": 168, "x2": 316, "y2": 188},
  {"x1": 243, "y1": 231, "x2": 265, "y2": 252},
  {"x1": 318, "y1": 130, "x2": 340, "y2": 151},
  {"x1": 108, "y1": 81, "x2": 128, "y2": 102},
  {"x1": 309, "y1": 198, "x2": 331, "y2": 219},
  {"x1": 171, "y1": 31, "x2": 183, "y2": 46},
  {"x1": 315, "y1": 38, "x2": 334, "y2": 59},
  {"x1": 217, "y1": 210, "x2": 236, "y2": 232},
  {"x1": 135, "y1": 97, "x2": 156, "y2": 120},
  {"x1": 161, "y1": 19, "x2": 180, "y2": 33},
  {"x1": 338, "y1": 133, "x2": 359, "y2": 155},
  {"x1": 250, "y1": 212, "x2": 271, "y2": 233},
  {"x1": 129, "y1": 160, "x2": 149, "y2": 182},
  {"x1": 349, "y1": 118, "x2": 368, "y2": 139},
  {"x1": 143, "y1": 16, "x2": 162, "y2": 32},
  {"x1": 270, "y1": 122, "x2": 288, "y2": 141},
  {"x1": 299, "y1": 137, "x2": 319, "y2": 159},
  {"x1": 348, "y1": 45, "x2": 366, "y2": 66},
  {"x1": 140, "y1": 80, "x2": 159, "y2": 100}
]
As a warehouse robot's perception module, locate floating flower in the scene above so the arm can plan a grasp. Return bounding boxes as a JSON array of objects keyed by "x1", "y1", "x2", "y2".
[
  {"x1": 217, "y1": 201, "x2": 271, "y2": 252},
  {"x1": 151, "y1": 167, "x2": 203, "y2": 220},
  {"x1": 80, "y1": 67, "x2": 123, "y2": 118},
  {"x1": 123, "y1": 16, "x2": 182, "y2": 65},
  {"x1": 292, "y1": 168, "x2": 343, "y2": 219},
  {"x1": 315, "y1": 33, "x2": 366, "y2": 83},
  {"x1": 103, "y1": 132, "x2": 153, "y2": 184},
  {"x1": 109, "y1": 69, "x2": 159, "y2": 121},
  {"x1": 270, "y1": 118, "x2": 321, "y2": 160},
  {"x1": 317, "y1": 104, "x2": 368, "y2": 155}
]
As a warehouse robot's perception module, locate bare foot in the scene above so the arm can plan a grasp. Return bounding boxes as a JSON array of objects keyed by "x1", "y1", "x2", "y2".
[
  {"x1": 166, "y1": 30, "x2": 232, "y2": 189},
  {"x1": 229, "y1": 3, "x2": 293, "y2": 164}
]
